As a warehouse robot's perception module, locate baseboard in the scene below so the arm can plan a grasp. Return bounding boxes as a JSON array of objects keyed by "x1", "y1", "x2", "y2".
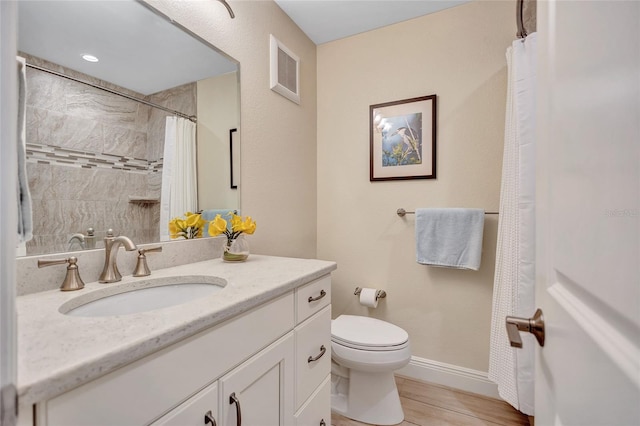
[{"x1": 396, "y1": 356, "x2": 500, "y2": 399}]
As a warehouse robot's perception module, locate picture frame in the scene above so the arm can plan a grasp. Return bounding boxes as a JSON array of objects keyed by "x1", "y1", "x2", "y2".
[
  {"x1": 370, "y1": 95, "x2": 437, "y2": 181},
  {"x1": 269, "y1": 34, "x2": 300, "y2": 104},
  {"x1": 230, "y1": 128, "x2": 239, "y2": 189}
]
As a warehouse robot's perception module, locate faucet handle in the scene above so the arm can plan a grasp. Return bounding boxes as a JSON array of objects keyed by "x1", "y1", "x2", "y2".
[
  {"x1": 38, "y1": 256, "x2": 85, "y2": 291},
  {"x1": 133, "y1": 246, "x2": 163, "y2": 277}
]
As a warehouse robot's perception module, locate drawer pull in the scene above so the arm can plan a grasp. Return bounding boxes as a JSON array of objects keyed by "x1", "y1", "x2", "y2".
[
  {"x1": 308, "y1": 289, "x2": 326, "y2": 303},
  {"x1": 307, "y1": 345, "x2": 326, "y2": 363},
  {"x1": 204, "y1": 410, "x2": 217, "y2": 426},
  {"x1": 229, "y1": 392, "x2": 242, "y2": 426},
  {"x1": 320, "y1": 420, "x2": 326, "y2": 426}
]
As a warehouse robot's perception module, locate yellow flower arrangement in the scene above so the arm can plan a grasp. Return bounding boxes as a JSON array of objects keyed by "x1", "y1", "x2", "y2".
[
  {"x1": 169, "y1": 212, "x2": 206, "y2": 239},
  {"x1": 207, "y1": 211, "x2": 256, "y2": 245}
]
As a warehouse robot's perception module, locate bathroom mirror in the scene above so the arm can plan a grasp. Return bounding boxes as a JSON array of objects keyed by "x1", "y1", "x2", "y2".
[{"x1": 17, "y1": 0, "x2": 240, "y2": 256}]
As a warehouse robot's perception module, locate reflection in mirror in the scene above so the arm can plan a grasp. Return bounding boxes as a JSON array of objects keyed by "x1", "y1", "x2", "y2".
[{"x1": 17, "y1": 1, "x2": 240, "y2": 257}]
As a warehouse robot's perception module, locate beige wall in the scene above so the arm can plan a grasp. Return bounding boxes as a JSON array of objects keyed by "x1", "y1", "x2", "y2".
[
  {"x1": 197, "y1": 72, "x2": 240, "y2": 211},
  {"x1": 147, "y1": 0, "x2": 318, "y2": 258},
  {"x1": 317, "y1": 1, "x2": 514, "y2": 371}
]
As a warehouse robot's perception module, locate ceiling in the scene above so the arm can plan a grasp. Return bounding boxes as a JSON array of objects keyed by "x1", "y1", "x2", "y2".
[
  {"x1": 17, "y1": 1, "x2": 470, "y2": 95},
  {"x1": 273, "y1": 0, "x2": 472, "y2": 45}
]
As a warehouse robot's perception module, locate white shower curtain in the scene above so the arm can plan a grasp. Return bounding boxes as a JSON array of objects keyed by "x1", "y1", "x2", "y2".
[
  {"x1": 160, "y1": 116, "x2": 198, "y2": 241},
  {"x1": 488, "y1": 33, "x2": 537, "y2": 416}
]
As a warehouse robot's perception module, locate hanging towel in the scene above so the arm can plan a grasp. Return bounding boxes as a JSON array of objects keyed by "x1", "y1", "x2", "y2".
[
  {"x1": 415, "y1": 208, "x2": 485, "y2": 270},
  {"x1": 16, "y1": 56, "x2": 33, "y2": 243}
]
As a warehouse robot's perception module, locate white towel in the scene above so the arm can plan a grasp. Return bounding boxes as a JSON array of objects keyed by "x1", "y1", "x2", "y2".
[
  {"x1": 16, "y1": 56, "x2": 33, "y2": 243},
  {"x1": 415, "y1": 208, "x2": 485, "y2": 270}
]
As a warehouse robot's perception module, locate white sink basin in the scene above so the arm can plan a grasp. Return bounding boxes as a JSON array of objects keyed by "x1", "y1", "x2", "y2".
[{"x1": 62, "y1": 277, "x2": 226, "y2": 317}]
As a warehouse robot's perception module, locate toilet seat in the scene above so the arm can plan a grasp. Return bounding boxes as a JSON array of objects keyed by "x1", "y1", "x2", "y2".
[{"x1": 332, "y1": 315, "x2": 409, "y2": 352}]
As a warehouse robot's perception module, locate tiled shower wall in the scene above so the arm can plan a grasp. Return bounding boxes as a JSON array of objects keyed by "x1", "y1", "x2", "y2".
[{"x1": 23, "y1": 54, "x2": 196, "y2": 255}]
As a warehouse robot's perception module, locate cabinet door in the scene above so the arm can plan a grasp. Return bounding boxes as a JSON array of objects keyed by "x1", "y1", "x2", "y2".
[
  {"x1": 219, "y1": 332, "x2": 294, "y2": 426},
  {"x1": 152, "y1": 381, "x2": 218, "y2": 426}
]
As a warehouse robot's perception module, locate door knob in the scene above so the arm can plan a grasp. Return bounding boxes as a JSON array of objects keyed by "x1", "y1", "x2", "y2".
[{"x1": 505, "y1": 308, "x2": 545, "y2": 348}]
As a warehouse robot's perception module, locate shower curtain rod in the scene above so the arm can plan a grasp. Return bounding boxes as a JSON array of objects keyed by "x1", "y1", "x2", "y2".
[
  {"x1": 516, "y1": 0, "x2": 527, "y2": 39},
  {"x1": 25, "y1": 63, "x2": 197, "y2": 123}
]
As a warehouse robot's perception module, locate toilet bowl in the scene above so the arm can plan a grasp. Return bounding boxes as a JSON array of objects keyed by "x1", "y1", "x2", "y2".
[{"x1": 330, "y1": 315, "x2": 411, "y2": 425}]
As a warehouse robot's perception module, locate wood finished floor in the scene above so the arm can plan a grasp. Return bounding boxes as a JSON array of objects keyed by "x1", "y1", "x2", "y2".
[{"x1": 331, "y1": 376, "x2": 530, "y2": 426}]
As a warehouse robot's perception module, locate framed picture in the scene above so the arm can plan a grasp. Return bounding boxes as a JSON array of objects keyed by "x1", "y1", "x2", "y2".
[
  {"x1": 370, "y1": 95, "x2": 437, "y2": 181},
  {"x1": 269, "y1": 34, "x2": 300, "y2": 104},
  {"x1": 230, "y1": 128, "x2": 239, "y2": 189}
]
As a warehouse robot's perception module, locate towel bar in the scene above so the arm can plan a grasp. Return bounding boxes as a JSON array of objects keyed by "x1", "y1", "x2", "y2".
[{"x1": 397, "y1": 208, "x2": 499, "y2": 217}]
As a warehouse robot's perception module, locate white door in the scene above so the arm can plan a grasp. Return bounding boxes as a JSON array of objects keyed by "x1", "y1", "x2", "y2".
[
  {"x1": 535, "y1": 1, "x2": 639, "y2": 425},
  {"x1": 219, "y1": 333, "x2": 295, "y2": 426}
]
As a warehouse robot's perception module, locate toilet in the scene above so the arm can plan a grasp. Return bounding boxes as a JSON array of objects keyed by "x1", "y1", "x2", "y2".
[{"x1": 330, "y1": 315, "x2": 411, "y2": 425}]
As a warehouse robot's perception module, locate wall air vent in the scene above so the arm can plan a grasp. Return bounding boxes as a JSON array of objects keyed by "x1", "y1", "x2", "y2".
[{"x1": 269, "y1": 34, "x2": 300, "y2": 104}]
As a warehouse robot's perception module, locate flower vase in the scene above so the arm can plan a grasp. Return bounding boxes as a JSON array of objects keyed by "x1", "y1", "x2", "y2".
[{"x1": 223, "y1": 235, "x2": 249, "y2": 262}]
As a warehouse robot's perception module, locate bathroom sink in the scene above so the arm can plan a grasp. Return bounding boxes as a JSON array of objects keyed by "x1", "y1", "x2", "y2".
[{"x1": 61, "y1": 277, "x2": 226, "y2": 317}]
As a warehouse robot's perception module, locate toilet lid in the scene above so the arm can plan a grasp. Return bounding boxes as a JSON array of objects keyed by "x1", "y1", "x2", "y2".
[{"x1": 331, "y1": 315, "x2": 409, "y2": 348}]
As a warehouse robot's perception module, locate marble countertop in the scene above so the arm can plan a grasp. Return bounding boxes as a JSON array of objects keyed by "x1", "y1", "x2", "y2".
[{"x1": 17, "y1": 255, "x2": 336, "y2": 405}]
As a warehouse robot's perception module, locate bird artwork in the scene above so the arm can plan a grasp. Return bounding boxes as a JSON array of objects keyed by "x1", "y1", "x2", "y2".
[
  {"x1": 391, "y1": 126, "x2": 421, "y2": 161},
  {"x1": 370, "y1": 96, "x2": 436, "y2": 181},
  {"x1": 381, "y1": 115, "x2": 422, "y2": 167}
]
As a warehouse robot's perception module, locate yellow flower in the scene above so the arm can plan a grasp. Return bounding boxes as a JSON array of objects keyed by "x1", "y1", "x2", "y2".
[
  {"x1": 208, "y1": 215, "x2": 228, "y2": 237},
  {"x1": 169, "y1": 213, "x2": 205, "y2": 239},
  {"x1": 230, "y1": 213, "x2": 242, "y2": 232},
  {"x1": 229, "y1": 213, "x2": 256, "y2": 234},
  {"x1": 240, "y1": 216, "x2": 256, "y2": 234},
  {"x1": 169, "y1": 219, "x2": 180, "y2": 239},
  {"x1": 186, "y1": 213, "x2": 204, "y2": 228}
]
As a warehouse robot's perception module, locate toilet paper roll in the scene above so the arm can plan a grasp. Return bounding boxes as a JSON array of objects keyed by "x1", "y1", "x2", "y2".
[{"x1": 359, "y1": 287, "x2": 379, "y2": 308}]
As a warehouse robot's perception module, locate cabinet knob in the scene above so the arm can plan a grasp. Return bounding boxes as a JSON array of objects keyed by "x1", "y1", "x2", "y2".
[
  {"x1": 204, "y1": 410, "x2": 217, "y2": 426},
  {"x1": 320, "y1": 420, "x2": 326, "y2": 426},
  {"x1": 307, "y1": 345, "x2": 326, "y2": 363},
  {"x1": 308, "y1": 289, "x2": 326, "y2": 303},
  {"x1": 229, "y1": 392, "x2": 242, "y2": 426}
]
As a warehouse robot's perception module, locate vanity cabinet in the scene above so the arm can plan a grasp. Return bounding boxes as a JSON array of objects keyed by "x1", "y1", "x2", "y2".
[{"x1": 32, "y1": 274, "x2": 332, "y2": 426}]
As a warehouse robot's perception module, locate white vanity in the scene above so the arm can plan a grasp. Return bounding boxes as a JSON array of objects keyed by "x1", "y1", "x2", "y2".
[{"x1": 16, "y1": 255, "x2": 336, "y2": 426}]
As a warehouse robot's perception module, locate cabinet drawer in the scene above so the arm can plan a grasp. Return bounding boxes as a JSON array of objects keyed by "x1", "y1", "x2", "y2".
[
  {"x1": 152, "y1": 382, "x2": 218, "y2": 426},
  {"x1": 295, "y1": 306, "x2": 331, "y2": 409},
  {"x1": 296, "y1": 275, "x2": 331, "y2": 324},
  {"x1": 295, "y1": 375, "x2": 330, "y2": 426},
  {"x1": 44, "y1": 292, "x2": 294, "y2": 426}
]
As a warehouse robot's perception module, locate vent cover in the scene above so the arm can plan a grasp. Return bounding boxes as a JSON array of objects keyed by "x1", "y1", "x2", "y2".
[{"x1": 270, "y1": 35, "x2": 300, "y2": 104}]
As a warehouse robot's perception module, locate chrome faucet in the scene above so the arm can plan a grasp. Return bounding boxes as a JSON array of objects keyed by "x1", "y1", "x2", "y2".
[
  {"x1": 68, "y1": 233, "x2": 86, "y2": 250},
  {"x1": 99, "y1": 229, "x2": 137, "y2": 283}
]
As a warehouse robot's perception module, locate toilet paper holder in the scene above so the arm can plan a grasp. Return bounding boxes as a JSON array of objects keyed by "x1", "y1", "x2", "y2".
[{"x1": 354, "y1": 287, "x2": 387, "y2": 301}]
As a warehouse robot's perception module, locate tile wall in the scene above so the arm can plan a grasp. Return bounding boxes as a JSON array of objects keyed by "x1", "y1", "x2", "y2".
[{"x1": 22, "y1": 54, "x2": 196, "y2": 255}]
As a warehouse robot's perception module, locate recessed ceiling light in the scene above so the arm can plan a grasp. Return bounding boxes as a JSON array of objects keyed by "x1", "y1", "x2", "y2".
[{"x1": 82, "y1": 54, "x2": 99, "y2": 63}]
